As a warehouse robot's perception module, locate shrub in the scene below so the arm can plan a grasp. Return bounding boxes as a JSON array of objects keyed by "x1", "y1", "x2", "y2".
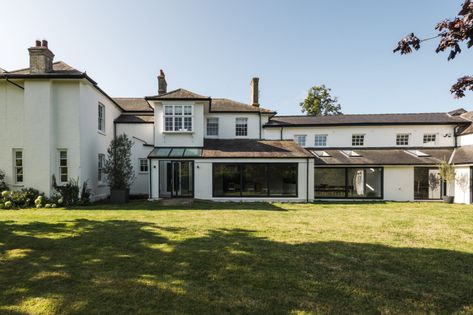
[
  {"x1": 0, "y1": 170, "x2": 7, "y2": 191},
  {"x1": 1, "y1": 188, "x2": 45, "y2": 209},
  {"x1": 103, "y1": 134, "x2": 135, "y2": 190},
  {"x1": 52, "y1": 175, "x2": 91, "y2": 206}
]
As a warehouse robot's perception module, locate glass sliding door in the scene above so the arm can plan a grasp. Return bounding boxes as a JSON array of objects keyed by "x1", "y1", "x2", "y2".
[
  {"x1": 159, "y1": 160, "x2": 194, "y2": 198},
  {"x1": 213, "y1": 163, "x2": 298, "y2": 198},
  {"x1": 315, "y1": 167, "x2": 383, "y2": 199},
  {"x1": 414, "y1": 167, "x2": 441, "y2": 200}
]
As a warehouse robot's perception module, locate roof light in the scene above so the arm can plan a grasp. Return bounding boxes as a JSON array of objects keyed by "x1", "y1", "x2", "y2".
[
  {"x1": 341, "y1": 150, "x2": 361, "y2": 157},
  {"x1": 312, "y1": 150, "x2": 331, "y2": 157},
  {"x1": 405, "y1": 150, "x2": 430, "y2": 157}
]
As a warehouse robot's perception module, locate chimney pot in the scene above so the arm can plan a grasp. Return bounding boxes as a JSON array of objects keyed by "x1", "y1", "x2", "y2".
[
  {"x1": 250, "y1": 77, "x2": 260, "y2": 107},
  {"x1": 158, "y1": 70, "x2": 167, "y2": 95},
  {"x1": 28, "y1": 39, "x2": 54, "y2": 73}
]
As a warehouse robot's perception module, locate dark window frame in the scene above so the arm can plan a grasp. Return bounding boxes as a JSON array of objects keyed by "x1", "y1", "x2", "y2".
[
  {"x1": 314, "y1": 167, "x2": 384, "y2": 199},
  {"x1": 212, "y1": 163, "x2": 298, "y2": 198},
  {"x1": 413, "y1": 167, "x2": 443, "y2": 201}
]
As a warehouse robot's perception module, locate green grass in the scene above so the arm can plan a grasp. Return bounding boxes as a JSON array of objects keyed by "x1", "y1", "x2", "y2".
[{"x1": 1, "y1": 201, "x2": 473, "y2": 314}]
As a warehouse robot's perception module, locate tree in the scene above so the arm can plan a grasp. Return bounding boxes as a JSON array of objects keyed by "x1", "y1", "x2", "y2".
[
  {"x1": 393, "y1": 0, "x2": 473, "y2": 97},
  {"x1": 299, "y1": 85, "x2": 342, "y2": 116},
  {"x1": 103, "y1": 134, "x2": 135, "y2": 190}
]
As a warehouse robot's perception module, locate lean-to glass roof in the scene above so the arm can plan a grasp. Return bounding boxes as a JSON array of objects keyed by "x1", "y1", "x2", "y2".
[{"x1": 148, "y1": 147, "x2": 203, "y2": 158}]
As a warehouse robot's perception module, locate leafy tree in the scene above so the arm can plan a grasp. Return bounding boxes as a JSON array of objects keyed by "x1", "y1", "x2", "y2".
[
  {"x1": 104, "y1": 134, "x2": 135, "y2": 190},
  {"x1": 300, "y1": 85, "x2": 342, "y2": 116},
  {"x1": 393, "y1": 0, "x2": 473, "y2": 97}
]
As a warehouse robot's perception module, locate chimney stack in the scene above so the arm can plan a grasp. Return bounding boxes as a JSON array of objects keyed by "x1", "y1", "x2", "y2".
[
  {"x1": 158, "y1": 69, "x2": 167, "y2": 95},
  {"x1": 250, "y1": 77, "x2": 259, "y2": 107},
  {"x1": 28, "y1": 39, "x2": 54, "y2": 73}
]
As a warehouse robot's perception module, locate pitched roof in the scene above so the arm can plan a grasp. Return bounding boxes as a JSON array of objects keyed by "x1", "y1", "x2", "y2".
[
  {"x1": 264, "y1": 113, "x2": 470, "y2": 127},
  {"x1": 145, "y1": 88, "x2": 209, "y2": 100},
  {"x1": 113, "y1": 98, "x2": 152, "y2": 112},
  {"x1": 115, "y1": 114, "x2": 154, "y2": 123},
  {"x1": 211, "y1": 98, "x2": 275, "y2": 114},
  {"x1": 4, "y1": 61, "x2": 83, "y2": 76},
  {"x1": 451, "y1": 145, "x2": 473, "y2": 164},
  {"x1": 312, "y1": 147, "x2": 454, "y2": 165},
  {"x1": 202, "y1": 139, "x2": 312, "y2": 158}
]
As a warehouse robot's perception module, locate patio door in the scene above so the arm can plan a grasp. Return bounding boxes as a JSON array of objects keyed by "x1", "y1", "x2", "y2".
[{"x1": 159, "y1": 161, "x2": 194, "y2": 198}]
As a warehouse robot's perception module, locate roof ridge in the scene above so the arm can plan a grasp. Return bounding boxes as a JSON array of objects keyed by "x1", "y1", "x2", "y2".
[{"x1": 274, "y1": 112, "x2": 450, "y2": 118}]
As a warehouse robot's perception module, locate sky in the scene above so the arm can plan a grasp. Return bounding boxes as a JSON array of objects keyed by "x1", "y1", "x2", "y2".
[{"x1": 0, "y1": 0, "x2": 471, "y2": 115}]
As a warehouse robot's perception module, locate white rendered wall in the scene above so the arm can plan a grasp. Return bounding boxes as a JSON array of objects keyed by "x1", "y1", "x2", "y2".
[
  {"x1": 383, "y1": 166, "x2": 414, "y2": 201},
  {"x1": 0, "y1": 81, "x2": 25, "y2": 190},
  {"x1": 116, "y1": 123, "x2": 154, "y2": 195},
  {"x1": 264, "y1": 125, "x2": 456, "y2": 148},
  {"x1": 454, "y1": 166, "x2": 471, "y2": 204},
  {"x1": 79, "y1": 82, "x2": 122, "y2": 201},
  {"x1": 152, "y1": 100, "x2": 205, "y2": 147},
  {"x1": 458, "y1": 134, "x2": 473, "y2": 146},
  {"x1": 204, "y1": 113, "x2": 261, "y2": 139}
]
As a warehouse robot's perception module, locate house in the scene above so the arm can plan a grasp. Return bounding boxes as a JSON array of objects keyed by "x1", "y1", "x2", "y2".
[{"x1": 1, "y1": 41, "x2": 473, "y2": 203}]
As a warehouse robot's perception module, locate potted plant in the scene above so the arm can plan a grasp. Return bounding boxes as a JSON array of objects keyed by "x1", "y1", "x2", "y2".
[
  {"x1": 438, "y1": 160, "x2": 455, "y2": 203},
  {"x1": 103, "y1": 134, "x2": 135, "y2": 203}
]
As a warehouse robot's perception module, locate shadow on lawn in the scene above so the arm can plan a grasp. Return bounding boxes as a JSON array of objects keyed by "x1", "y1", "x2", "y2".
[
  {"x1": 68, "y1": 200, "x2": 288, "y2": 211},
  {"x1": 1, "y1": 220, "x2": 473, "y2": 314}
]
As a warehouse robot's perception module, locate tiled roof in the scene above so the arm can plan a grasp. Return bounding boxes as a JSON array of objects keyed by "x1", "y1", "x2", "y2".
[
  {"x1": 146, "y1": 88, "x2": 209, "y2": 100},
  {"x1": 211, "y1": 98, "x2": 275, "y2": 114},
  {"x1": 203, "y1": 139, "x2": 312, "y2": 158},
  {"x1": 5, "y1": 61, "x2": 83, "y2": 75},
  {"x1": 451, "y1": 145, "x2": 473, "y2": 164},
  {"x1": 312, "y1": 147, "x2": 454, "y2": 165},
  {"x1": 115, "y1": 114, "x2": 154, "y2": 123},
  {"x1": 264, "y1": 113, "x2": 470, "y2": 127},
  {"x1": 113, "y1": 98, "x2": 152, "y2": 112}
]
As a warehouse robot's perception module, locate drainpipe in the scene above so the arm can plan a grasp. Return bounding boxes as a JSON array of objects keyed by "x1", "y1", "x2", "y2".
[
  {"x1": 280, "y1": 127, "x2": 284, "y2": 140},
  {"x1": 306, "y1": 157, "x2": 309, "y2": 203},
  {"x1": 5, "y1": 77, "x2": 24, "y2": 90}
]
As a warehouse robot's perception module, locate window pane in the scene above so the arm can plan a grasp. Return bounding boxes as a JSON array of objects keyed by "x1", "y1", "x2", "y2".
[
  {"x1": 396, "y1": 134, "x2": 409, "y2": 146},
  {"x1": 352, "y1": 135, "x2": 364, "y2": 146},
  {"x1": 314, "y1": 135, "x2": 327, "y2": 146},
  {"x1": 207, "y1": 118, "x2": 219, "y2": 136},
  {"x1": 174, "y1": 117, "x2": 182, "y2": 131},
  {"x1": 164, "y1": 106, "x2": 173, "y2": 115},
  {"x1": 347, "y1": 168, "x2": 382, "y2": 198},
  {"x1": 60, "y1": 151, "x2": 67, "y2": 159},
  {"x1": 184, "y1": 117, "x2": 192, "y2": 131},
  {"x1": 414, "y1": 167, "x2": 441, "y2": 200},
  {"x1": 268, "y1": 164, "x2": 297, "y2": 196},
  {"x1": 236, "y1": 118, "x2": 248, "y2": 136},
  {"x1": 213, "y1": 164, "x2": 241, "y2": 196},
  {"x1": 174, "y1": 106, "x2": 183, "y2": 115},
  {"x1": 294, "y1": 135, "x2": 306, "y2": 146},
  {"x1": 242, "y1": 164, "x2": 268, "y2": 196},
  {"x1": 184, "y1": 106, "x2": 192, "y2": 115},
  {"x1": 165, "y1": 117, "x2": 173, "y2": 131},
  {"x1": 16, "y1": 151, "x2": 22, "y2": 159},
  {"x1": 315, "y1": 168, "x2": 346, "y2": 198}
]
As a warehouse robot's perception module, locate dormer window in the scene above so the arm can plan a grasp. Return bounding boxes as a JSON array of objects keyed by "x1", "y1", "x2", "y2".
[{"x1": 164, "y1": 105, "x2": 193, "y2": 132}]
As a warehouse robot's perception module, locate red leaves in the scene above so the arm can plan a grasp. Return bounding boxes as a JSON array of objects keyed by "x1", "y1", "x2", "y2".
[
  {"x1": 394, "y1": 0, "x2": 473, "y2": 97},
  {"x1": 451, "y1": 76, "x2": 473, "y2": 98},
  {"x1": 393, "y1": 33, "x2": 421, "y2": 54}
]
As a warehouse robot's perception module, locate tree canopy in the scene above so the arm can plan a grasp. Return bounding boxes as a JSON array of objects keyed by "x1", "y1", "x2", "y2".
[
  {"x1": 300, "y1": 85, "x2": 342, "y2": 116},
  {"x1": 393, "y1": 0, "x2": 473, "y2": 97}
]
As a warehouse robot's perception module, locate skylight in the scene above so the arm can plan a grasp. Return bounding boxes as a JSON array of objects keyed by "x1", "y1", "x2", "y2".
[
  {"x1": 341, "y1": 150, "x2": 361, "y2": 157},
  {"x1": 312, "y1": 150, "x2": 331, "y2": 157},
  {"x1": 405, "y1": 150, "x2": 430, "y2": 157}
]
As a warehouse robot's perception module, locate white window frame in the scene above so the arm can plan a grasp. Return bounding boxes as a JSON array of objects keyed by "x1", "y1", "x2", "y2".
[
  {"x1": 294, "y1": 135, "x2": 307, "y2": 147},
  {"x1": 58, "y1": 149, "x2": 68, "y2": 184},
  {"x1": 206, "y1": 117, "x2": 219, "y2": 136},
  {"x1": 396, "y1": 133, "x2": 410, "y2": 146},
  {"x1": 98, "y1": 103, "x2": 105, "y2": 133},
  {"x1": 139, "y1": 159, "x2": 149, "y2": 173},
  {"x1": 423, "y1": 133, "x2": 437, "y2": 145},
  {"x1": 314, "y1": 134, "x2": 328, "y2": 147},
  {"x1": 98, "y1": 154, "x2": 105, "y2": 184},
  {"x1": 235, "y1": 117, "x2": 248, "y2": 137},
  {"x1": 163, "y1": 105, "x2": 193, "y2": 132},
  {"x1": 13, "y1": 149, "x2": 23, "y2": 184},
  {"x1": 352, "y1": 134, "x2": 365, "y2": 146}
]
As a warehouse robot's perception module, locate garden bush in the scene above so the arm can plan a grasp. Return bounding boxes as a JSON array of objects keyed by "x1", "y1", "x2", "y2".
[{"x1": 52, "y1": 175, "x2": 91, "y2": 206}]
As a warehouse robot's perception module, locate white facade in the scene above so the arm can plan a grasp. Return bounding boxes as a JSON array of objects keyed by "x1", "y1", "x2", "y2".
[{"x1": 1, "y1": 42, "x2": 473, "y2": 204}]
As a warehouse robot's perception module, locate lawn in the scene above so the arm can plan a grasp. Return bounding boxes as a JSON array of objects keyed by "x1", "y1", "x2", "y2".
[{"x1": 1, "y1": 201, "x2": 473, "y2": 314}]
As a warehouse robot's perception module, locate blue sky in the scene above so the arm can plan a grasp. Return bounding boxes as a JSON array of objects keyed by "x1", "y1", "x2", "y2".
[{"x1": 1, "y1": 0, "x2": 471, "y2": 115}]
